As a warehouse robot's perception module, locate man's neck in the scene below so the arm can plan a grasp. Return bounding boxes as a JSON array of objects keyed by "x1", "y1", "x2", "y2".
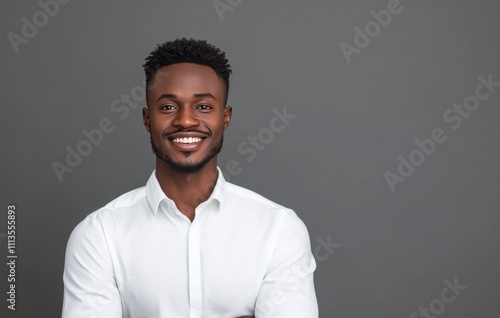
[{"x1": 155, "y1": 159, "x2": 219, "y2": 222}]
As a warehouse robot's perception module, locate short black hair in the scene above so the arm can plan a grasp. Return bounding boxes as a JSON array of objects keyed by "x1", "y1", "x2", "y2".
[{"x1": 143, "y1": 38, "x2": 232, "y2": 104}]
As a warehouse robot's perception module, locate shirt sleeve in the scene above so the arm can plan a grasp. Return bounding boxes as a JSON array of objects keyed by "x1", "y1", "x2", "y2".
[
  {"x1": 254, "y1": 210, "x2": 319, "y2": 318},
  {"x1": 62, "y1": 213, "x2": 122, "y2": 317}
]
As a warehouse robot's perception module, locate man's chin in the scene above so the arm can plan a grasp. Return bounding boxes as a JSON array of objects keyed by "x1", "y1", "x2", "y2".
[
  {"x1": 150, "y1": 136, "x2": 222, "y2": 174},
  {"x1": 164, "y1": 160, "x2": 208, "y2": 174}
]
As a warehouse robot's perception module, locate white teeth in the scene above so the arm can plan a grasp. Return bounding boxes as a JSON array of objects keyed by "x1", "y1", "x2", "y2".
[{"x1": 172, "y1": 137, "x2": 203, "y2": 144}]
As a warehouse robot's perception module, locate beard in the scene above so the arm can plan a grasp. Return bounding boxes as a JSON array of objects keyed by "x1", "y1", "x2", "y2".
[{"x1": 150, "y1": 135, "x2": 223, "y2": 174}]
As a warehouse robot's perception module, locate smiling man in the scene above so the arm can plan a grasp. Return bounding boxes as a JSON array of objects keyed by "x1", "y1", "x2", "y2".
[{"x1": 62, "y1": 38, "x2": 318, "y2": 318}]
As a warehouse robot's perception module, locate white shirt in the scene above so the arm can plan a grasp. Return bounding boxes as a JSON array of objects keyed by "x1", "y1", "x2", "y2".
[{"x1": 62, "y1": 168, "x2": 318, "y2": 318}]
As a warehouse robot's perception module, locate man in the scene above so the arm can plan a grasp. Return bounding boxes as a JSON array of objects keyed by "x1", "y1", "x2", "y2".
[{"x1": 62, "y1": 38, "x2": 318, "y2": 318}]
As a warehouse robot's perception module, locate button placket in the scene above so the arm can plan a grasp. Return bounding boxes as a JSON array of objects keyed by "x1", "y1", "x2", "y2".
[{"x1": 188, "y1": 208, "x2": 203, "y2": 318}]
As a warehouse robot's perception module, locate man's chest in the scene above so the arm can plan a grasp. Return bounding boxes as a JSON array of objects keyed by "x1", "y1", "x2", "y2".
[{"x1": 109, "y1": 220, "x2": 274, "y2": 316}]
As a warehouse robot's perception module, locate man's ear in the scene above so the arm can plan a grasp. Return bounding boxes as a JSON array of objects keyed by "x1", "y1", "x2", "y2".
[
  {"x1": 223, "y1": 105, "x2": 232, "y2": 131},
  {"x1": 142, "y1": 107, "x2": 151, "y2": 133}
]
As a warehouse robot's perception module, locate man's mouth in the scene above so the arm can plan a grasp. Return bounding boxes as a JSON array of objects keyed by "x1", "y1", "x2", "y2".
[
  {"x1": 171, "y1": 137, "x2": 204, "y2": 144},
  {"x1": 167, "y1": 134, "x2": 208, "y2": 151}
]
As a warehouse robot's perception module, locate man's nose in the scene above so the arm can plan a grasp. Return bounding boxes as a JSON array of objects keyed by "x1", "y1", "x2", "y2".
[{"x1": 172, "y1": 107, "x2": 200, "y2": 128}]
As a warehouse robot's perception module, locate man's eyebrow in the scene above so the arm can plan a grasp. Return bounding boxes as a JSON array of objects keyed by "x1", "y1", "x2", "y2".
[
  {"x1": 156, "y1": 94, "x2": 177, "y2": 102},
  {"x1": 193, "y1": 93, "x2": 217, "y2": 100},
  {"x1": 156, "y1": 93, "x2": 217, "y2": 102}
]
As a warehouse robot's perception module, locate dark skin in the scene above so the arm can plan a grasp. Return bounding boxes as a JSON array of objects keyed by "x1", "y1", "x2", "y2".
[
  {"x1": 143, "y1": 62, "x2": 231, "y2": 222},
  {"x1": 143, "y1": 63, "x2": 254, "y2": 317}
]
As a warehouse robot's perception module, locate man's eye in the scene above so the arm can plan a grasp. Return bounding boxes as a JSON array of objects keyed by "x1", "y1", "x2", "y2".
[
  {"x1": 198, "y1": 104, "x2": 211, "y2": 110},
  {"x1": 160, "y1": 105, "x2": 176, "y2": 110}
]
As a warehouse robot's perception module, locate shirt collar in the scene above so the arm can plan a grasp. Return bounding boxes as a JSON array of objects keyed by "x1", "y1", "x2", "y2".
[{"x1": 146, "y1": 166, "x2": 227, "y2": 215}]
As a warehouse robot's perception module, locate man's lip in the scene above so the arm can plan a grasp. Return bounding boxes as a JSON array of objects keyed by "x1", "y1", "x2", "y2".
[
  {"x1": 166, "y1": 132, "x2": 209, "y2": 140},
  {"x1": 166, "y1": 134, "x2": 208, "y2": 151}
]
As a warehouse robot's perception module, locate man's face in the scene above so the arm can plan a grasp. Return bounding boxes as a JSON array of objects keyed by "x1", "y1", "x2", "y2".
[{"x1": 143, "y1": 63, "x2": 231, "y2": 173}]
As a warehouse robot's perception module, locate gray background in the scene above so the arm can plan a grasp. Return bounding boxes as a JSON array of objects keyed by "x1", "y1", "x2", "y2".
[{"x1": 1, "y1": 0, "x2": 499, "y2": 317}]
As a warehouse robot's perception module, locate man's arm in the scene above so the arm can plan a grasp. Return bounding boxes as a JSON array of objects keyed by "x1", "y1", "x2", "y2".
[
  {"x1": 254, "y1": 210, "x2": 319, "y2": 318},
  {"x1": 62, "y1": 214, "x2": 122, "y2": 317}
]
